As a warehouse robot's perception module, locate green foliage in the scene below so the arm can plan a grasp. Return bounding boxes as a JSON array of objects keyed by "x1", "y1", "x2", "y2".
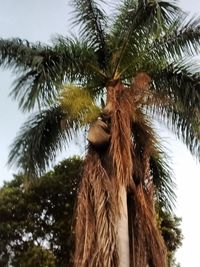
[
  {"x1": 72, "y1": 0, "x2": 108, "y2": 61},
  {"x1": 150, "y1": 152, "x2": 176, "y2": 212},
  {"x1": 7, "y1": 105, "x2": 78, "y2": 176},
  {"x1": 17, "y1": 245, "x2": 56, "y2": 267},
  {"x1": 158, "y1": 209, "x2": 183, "y2": 267},
  {"x1": 0, "y1": 38, "x2": 63, "y2": 111},
  {"x1": 0, "y1": 157, "x2": 82, "y2": 267},
  {"x1": 150, "y1": 60, "x2": 200, "y2": 158},
  {"x1": 0, "y1": 157, "x2": 182, "y2": 266},
  {"x1": 0, "y1": 37, "x2": 102, "y2": 111}
]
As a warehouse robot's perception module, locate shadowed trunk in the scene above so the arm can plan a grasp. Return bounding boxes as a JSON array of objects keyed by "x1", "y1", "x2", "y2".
[{"x1": 74, "y1": 76, "x2": 167, "y2": 267}]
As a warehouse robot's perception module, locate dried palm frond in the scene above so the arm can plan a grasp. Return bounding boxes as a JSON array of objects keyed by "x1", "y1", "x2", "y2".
[
  {"x1": 108, "y1": 80, "x2": 134, "y2": 188},
  {"x1": 74, "y1": 147, "x2": 119, "y2": 267},
  {"x1": 128, "y1": 184, "x2": 167, "y2": 267}
]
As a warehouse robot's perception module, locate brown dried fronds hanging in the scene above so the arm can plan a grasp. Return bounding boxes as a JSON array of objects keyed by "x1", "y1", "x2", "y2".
[
  {"x1": 132, "y1": 109, "x2": 158, "y2": 153},
  {"x1": 107, "y1": 81, "x2": 134, "y2": 188},
  {"x1": 132, "y1": 72, "x2": 151, "y2": 91},
  {"x1": 74, "y1": 147, "x2": 119, "y2": 267},
  {"x1": 128, "y1": 154, "x2": 166, "y2": 267},
  {"x1": 132, "y1": 110, "x2": 160, "y2": 188},
  {"x1": 132, "y1": 185, "x2": 167, "y2": 267},
  {"x1": 131, "y1": 72, "x2": 151, "y2": 105},
  {"x1": 129, "y1": 107, "x2": 167, "y2": 267}
]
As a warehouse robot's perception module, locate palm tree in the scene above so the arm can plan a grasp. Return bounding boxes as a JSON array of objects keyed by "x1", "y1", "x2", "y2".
[{"x1": 0, "y1": 0, "x2": 200, "y2": 266}]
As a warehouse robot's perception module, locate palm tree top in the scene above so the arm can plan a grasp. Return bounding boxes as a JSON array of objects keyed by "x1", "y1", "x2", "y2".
[
  {"x1": 0, "y1": 0, "x2": 199, "y2": 203},
  {"x1": 1, "y1": 1, "x2": 200, "y2": 107}
]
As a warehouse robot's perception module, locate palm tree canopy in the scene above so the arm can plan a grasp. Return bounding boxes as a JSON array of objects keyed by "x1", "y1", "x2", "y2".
[{"x1": 1, "y1": 0, "x2": 200, "y2": 210}]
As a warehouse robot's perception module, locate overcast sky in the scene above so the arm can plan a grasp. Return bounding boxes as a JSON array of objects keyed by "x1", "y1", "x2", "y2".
[{"x1": 0, "y1": 1, "x2": 200, "y2": 266}]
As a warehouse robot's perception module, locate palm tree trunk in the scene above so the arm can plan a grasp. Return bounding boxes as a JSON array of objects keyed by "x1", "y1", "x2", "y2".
[{"x1": 117, "y1": 186, "x2": 130, "y2": 267}]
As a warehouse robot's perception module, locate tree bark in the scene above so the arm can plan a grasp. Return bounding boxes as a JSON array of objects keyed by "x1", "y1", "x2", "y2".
[{"x1": 117, "y1": 186, "x2": 130, "y2": 267}]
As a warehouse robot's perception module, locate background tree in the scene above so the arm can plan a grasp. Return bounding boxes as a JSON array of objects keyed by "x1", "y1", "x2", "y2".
[
  {"x1": 0, "y1": 157, "x2": 182, "y2": 267},
  {"x1": 157, "y1": 207, "x2": 183, "y2": 267},
  {"x1": 0, "y1": 0, "x2": 200, "y2": 266},
  {"x1": 0, "y1": 157, "x2": 82, "y2": 267}
]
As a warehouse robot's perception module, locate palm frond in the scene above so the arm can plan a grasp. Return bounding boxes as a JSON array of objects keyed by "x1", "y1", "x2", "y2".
[
  {"x1": 8, "y1": 84, "x2": 102, "y2": 177},
  {"x1": 111, "y1": 0, "x2": 138, "y2": 39},
  {"x1": 150, "y1": 152, "x2": 176, "y2": 212},
  {"x1": 149, "y1": 103, "x2": 200, "y2": 160},
  {"x1": 0, "y1": 38, "x2": 42, "y2": 69},
  {"x1": 146, "y1": 60, "x2": 200, "y2": 159},
  {"x1": 111, "y1": 0, "x2": 181, "y2": 77},
  {"x1": 122, "y1": 15, "x2": 200, "y2": 78},
  {"x1": 113, "y1": 0, "x2": 180, "y2": 36},
  {"x1": 151, "y1": 60, "x2": 200, "y2": 115},
  {"x1": 7, "y1": 105, "x2": 81, "y2": 177},
  {"x1": 0, "y1": 38, "x2": 104, "y2": 111},
  {"x1": 0, "y1": 38, "x2": 65, "y2": 111},
  {"x1": 72, "y1": 0, "x2": 109, "y2": 70},
  {"x1": 52, "y1": 36, "x2": 108, "y2": 96},
  {"x1": 152, "y1": 14, "x2": 200, "y2": 58},
  {"x1": 168, "y1": 109, "x2": 200, "y2": 159},
  {"x1": 53, "y1": 36, "x2": 103, "y2": 80},
  {"x1": 111, "y1": 4, "x2": 200, "y2": 80}
]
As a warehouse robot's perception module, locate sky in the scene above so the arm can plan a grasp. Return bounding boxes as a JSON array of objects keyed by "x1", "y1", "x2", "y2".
[{"x1": 0, "y1": 1, "x2": 199, "y2": 266}]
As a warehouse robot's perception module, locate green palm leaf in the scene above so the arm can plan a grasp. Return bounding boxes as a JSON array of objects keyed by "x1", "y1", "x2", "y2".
[
  {"x1": 7, "y1": 106, "x2": 80, "y2": 176},
  {"x1": 0, "y1": 37, "x2": 105, "y2": 111},
  {"x1": 72, "y1": 0, "x2": 109, "y2": 70},
  {"x1": 145, "y1": 59, "x2": 200, "y2": 159},
  {"x1": 110, "y1": 0, "x2": 181, "y2": 77},
  {"x1": 0, "y1": 38, "x2": 65, "y2": 111},
  {"x1": 152, "y1": 15, "x2": 200, "y2": 58},
  {"x1": 150, "y1": 152, "x2": 176, "y2": 212},
  {"x1": 113, "y1": 10, "x2": 200, "y2": 79},
  {"x1": 151, "y1": 60, "x2": 200, "y2": 115},
  {"x1": 149, "y1": 104, "x2": 200, "y2": 159},
  {"x1": 113, "y1": 0, "x2": 180, "y2": 37}
]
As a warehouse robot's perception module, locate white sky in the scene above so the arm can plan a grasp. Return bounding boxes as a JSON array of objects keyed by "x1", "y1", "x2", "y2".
[{"x1": 0, "y1": 1, "x2": 199, "y2": 266}]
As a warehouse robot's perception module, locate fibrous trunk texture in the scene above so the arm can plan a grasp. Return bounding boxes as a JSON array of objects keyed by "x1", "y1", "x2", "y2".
[{"x1": 74, "y1": 78, "x2": 167, "y2": 267}]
